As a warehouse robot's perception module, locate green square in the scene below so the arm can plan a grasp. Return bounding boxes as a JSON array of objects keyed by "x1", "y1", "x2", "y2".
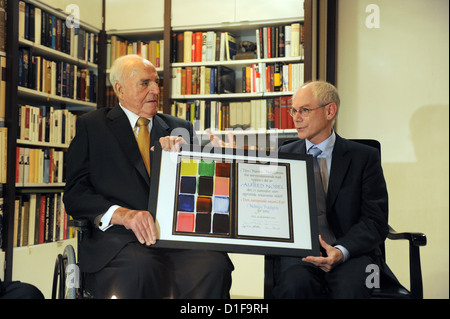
[{"x1": 198, "y1": 160, "x2": 215, "y2": 176}]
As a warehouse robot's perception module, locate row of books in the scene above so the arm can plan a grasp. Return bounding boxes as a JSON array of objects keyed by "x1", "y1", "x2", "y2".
[
  {"x1": 170, "y1": 23, "x2": 304, "y2": 63},
  {"x1": 16, "y1": 146, "x2": 65, "y2": 186},
  {"x1": 171, "y1": 96, "x2": 295, "y2": 132},
  {"x1": 241, "y1": 62, "x2": 304, "y2": 93},
  {"x1": 18, "y1": 105, "x2": 77, "y2": 146},
  {"x1": 171, "y1": 65, "x2": 235, "y2": 96},
  {"x1": 18, "y1": 48, "x2": 97, "y2": 103},
  {"x1": 13, "y1": 192, "x2": 74, "y2": 248},
  {"x1": 0, "y1": 126, "x2": 7, "y2": 184},
  {"x1": 256, "y1": 23, "x2": 304, "y2": 60},
  {"x1": 171, "y1": 31, "x2": 237, "y2": 63},
  {"x1": 108, "y1": 36, "x2": 164, "y2": 69},
  {"x1": 171, "y1": 62, "x2": 304, "y2": 96},
  {"x1": 19, "y1": 1, "x2": 98, "y2": 63}
]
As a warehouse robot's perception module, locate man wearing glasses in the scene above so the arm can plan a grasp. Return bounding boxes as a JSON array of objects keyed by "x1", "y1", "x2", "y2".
[{"x1": 273, "y1": 81, "x2": 390, "y2": 298}]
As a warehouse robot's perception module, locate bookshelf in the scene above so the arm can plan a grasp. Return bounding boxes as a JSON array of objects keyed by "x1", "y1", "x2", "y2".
[
  {"x1": 168, "y1": 5, "x2": 308, "y2": 148},
  {"x1": 1, "y1": 0, "x2": 102, "y2": 283}
]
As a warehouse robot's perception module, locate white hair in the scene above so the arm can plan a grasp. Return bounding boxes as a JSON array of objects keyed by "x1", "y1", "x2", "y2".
[{"x1": 109, "y1": 54, "x2": 153, "y2": 95}]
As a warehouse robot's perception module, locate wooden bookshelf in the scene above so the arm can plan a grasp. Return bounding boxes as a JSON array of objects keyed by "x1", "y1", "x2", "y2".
[{"x1": 1, "y1": 0, "x2": 102, "y2": 281}]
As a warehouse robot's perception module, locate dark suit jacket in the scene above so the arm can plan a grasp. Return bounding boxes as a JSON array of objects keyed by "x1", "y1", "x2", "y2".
[
  {"x1": 63, "y1": 105, "x2": 198, "y2": 273},
  {"x1": 278, "y1": 134, "x2": 389, "y2": 259}
]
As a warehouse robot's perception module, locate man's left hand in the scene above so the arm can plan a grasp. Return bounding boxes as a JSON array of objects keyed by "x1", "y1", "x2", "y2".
[{"x1": 302, "y1": 235, "x2": 344, "y2": 272}]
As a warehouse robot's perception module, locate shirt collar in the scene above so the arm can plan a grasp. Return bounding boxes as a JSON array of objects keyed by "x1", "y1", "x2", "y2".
[
  {"x1": 306, "y1": 130, "x2": 336, "y2": 156},
  {"x1": 119, "y1": 103, "x2": 153, "y2": 129}
]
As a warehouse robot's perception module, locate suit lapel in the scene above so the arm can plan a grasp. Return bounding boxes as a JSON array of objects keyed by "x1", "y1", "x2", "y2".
[
  {"x1": 107, "y1": 105, "x2": 150, "y2": 185},
  {"x1": 151, "y1": 114, "x2": 172, "y2": 146},
  {"x1": 328, "y1": 135, "x2": 351, "y2": 208}
]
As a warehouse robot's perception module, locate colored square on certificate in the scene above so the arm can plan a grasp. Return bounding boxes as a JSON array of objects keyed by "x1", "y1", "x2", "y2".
[
  {"x1": 196, "y1": 196, "x2": 212, "y2": 213},
  {"x1": 179, "y1": 176, "x2": 196, "y2": 194},
  {"x1": 213, "y1": 196, "x2": 229, "y2": 214},
  {"x1": 179, "y1": 158, "x2": 198, "y2": 176},
  {"x1": 178, "y1": 194, "x2": 195, "y2": 212},
  {"x1": 198, "y1": 160, "x2": 215, "y2": 176},
  {"x1": 215, "y1": 162, "x2": 231, "y2": 177},
  {"x1": 176, "y1": 212, "x2": 195, "y2": 232},
  {"x1": 214, "y1": 177, "x2": 230, "y2": 196},
  {"x1": 198, "y1": 176, "x2": 214, "y2": 196},
  {"x1": 195, "y1": 213, "x2": 212, "y2": 233},
  {"x1": 213, "y1": 214, "x2": 230, "y2": 234}
]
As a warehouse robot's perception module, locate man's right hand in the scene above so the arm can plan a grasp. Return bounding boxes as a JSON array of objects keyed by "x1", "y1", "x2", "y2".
[
  {"x1": 111, "y1": 207, "x2": 158, "y2": 246},
  {"x1": 205, "y1": 129, "x2": 236, "y2": 148}
]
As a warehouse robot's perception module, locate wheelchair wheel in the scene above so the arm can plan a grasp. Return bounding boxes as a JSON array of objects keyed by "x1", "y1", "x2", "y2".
[
  {"x1": 51, "y1": 244, "x2": 79, "y2": 299},
  {"x1": 63, "y1": 245, "x2": 78, "y2": 299}
]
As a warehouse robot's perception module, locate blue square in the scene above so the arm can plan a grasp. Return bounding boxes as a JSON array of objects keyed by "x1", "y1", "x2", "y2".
[
  {"x1": 213, "y1": 196, "x2": 229, "y2": 214},
  {"x1": 178, "y1": 194, "x2": 195, "y2": 212}
]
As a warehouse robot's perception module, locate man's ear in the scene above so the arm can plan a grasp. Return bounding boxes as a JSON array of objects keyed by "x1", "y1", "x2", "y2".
[
  {"x1": 327, "y1": 102, "x2": 338, "y2": 120},
  {"x1": 114, "y1": 81, "x2": 122, "y2": 96}
]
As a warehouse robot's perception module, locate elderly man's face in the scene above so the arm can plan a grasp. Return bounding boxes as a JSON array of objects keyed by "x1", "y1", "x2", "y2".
[{"x1": 117, "y1": 61, "x2": 160, "y2": 118}]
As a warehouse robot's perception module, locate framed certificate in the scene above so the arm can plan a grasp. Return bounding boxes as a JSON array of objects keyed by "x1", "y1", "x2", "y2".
[{"x1": 148, "y1": 145, "x2": 320, "y2": 257}]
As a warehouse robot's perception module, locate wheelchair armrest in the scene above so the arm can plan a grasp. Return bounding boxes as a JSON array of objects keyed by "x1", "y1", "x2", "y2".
[
  {"x1": 387, "y1": 225, "x2": 427, "y2": 247},
  {"x1": 67, "y1": 218, "x2": 92, "y2": 243},
  {"x1": 67, "y1": 218, "x2": 90, "y2": 229}
]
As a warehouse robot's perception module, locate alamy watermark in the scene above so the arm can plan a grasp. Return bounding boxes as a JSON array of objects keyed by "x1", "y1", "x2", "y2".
[
  {"x1": 365, "y1": 4, "x2": 381, "y2": 29},
  {"x1": 66, "y1": 264, "x2": 81, "y2": 289},
  {"x1": 365, "y1": 264, "x2": 380, "y2": 289},
  {"x1": 65, "y1": 4, "x2": 80, "y2": 29},
  {"x1": 167, "y1": 125, "x2": 280, "y2": 167}
]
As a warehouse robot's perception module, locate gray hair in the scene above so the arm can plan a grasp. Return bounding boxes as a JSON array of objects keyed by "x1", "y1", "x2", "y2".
[
  {"x1": 109, "y1": 54, "x2": 153, "y2": 95},
  {"x1": 295, "y1": 81, "x2": 340, "y2": 109}
]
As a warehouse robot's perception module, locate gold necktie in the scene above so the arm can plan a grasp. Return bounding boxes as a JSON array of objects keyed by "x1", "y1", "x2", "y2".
[{"x1": 137, "y1": 117, "x2": 151, "y2": 176}]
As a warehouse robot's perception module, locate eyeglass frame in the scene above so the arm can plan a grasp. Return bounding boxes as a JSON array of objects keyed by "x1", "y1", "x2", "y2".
[{"x1": 288, "y1": 103, "x2": 331, "y2": 118}]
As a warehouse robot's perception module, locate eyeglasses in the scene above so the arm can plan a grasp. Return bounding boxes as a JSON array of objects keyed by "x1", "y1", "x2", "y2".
[{"x1": 288, "y1": 103, "x2": 330, "y2": 118}]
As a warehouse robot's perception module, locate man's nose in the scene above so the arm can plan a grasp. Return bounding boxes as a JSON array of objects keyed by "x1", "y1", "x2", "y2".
[{"x1": 148, "y1": 82, "x2": 159, "y2": 92}]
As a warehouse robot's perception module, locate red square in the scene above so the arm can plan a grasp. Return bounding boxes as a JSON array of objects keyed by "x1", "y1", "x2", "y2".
[{"x1": 176, "y1": 212, "x2": 195, "y2": 232}]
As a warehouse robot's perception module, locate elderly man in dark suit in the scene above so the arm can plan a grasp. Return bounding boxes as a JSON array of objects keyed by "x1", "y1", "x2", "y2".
[
  {"x1": 63, "y1": 54, "x2": 233, "y2": 299},
  {"x1": 273, "y1": 81, "x2": 390, "y2": 298}
]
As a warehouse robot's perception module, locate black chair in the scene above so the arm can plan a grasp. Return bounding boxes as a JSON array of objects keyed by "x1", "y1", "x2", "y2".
[{"x1": 264, "y1": 139, "x2": 427, "y2": 299}]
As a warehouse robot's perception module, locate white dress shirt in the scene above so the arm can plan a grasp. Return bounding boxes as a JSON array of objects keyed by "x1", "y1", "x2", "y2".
[{"x1": 98, "y1": 104, "x2": 152, "y2": 231}]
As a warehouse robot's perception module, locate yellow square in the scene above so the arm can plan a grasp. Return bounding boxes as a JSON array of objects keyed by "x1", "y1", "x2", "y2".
[{"x1": 179, "y1": 158, "x2": 198, "y2": 176}]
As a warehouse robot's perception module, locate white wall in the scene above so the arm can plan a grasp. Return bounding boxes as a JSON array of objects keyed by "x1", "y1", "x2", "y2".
[
  {"x1": 105, "y1": 0, "x2": 164, "y2": 31},
  {"x1": 337, "y1": 0, "x2": 449, "y2": 298},
  {"x1": 40, "y1": 0, "x2": 103, "y2": 30}
]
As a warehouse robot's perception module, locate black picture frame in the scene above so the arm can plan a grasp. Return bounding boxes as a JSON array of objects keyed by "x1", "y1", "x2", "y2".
[{"x1": 148, "y1": 144, "x2": 320, "y2": 257}]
